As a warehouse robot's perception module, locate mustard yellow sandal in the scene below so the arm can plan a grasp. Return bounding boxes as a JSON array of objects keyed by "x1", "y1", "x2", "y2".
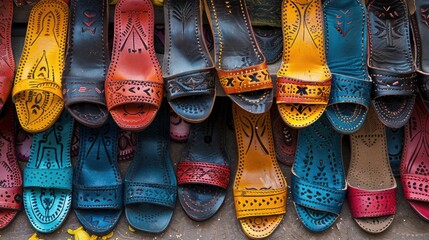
[
  {"x1": 276, "y1": 0, "x2": 331, "y2": 128},
  {"x1": 12, "y1": 0, "x2": 68, "y2": 133}
]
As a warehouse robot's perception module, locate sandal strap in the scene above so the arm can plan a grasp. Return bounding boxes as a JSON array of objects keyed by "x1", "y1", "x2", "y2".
[
  {"x1": 328, "y1": 74, "x2": 372, "y2": 107},
  {"x1": 124, "y1": 181, "x2": 176, "y2": 208},
  {"x1": 276, "y1": 76, "x2": 331, "y2": 104},
  {"x1": 105, "y1": 80, "x2": 163, "y2": 110},
  {"x1": 291, "y1": 175, "x2": 346, "y2": 215},
  {"x1": 401, "y1": 174, "x2": 429, "y2": 203},
  {"x1": 73, "y1": 184, "x2": 123, "y2": 209},
  {"x1": 217, "y1": 62, "x2": 272, "y2": 94},
  {"x1": 165, "y1": 69, "x2": 215, "y2": 101},
  {"x1": 176, "y1": 162, "x2": 230, "y2": 189},
  {"x1": 12, "y1": 79, "x2": 63, "y2": 101},
  {"x1": 23, "y1": 167, "x2": 73, "y2": 191},
  {"x1": 233, "y1": 188, "x2": 286, "y2": 219},
  {"x1": 348, "y1": 185, "x2": 396, "y2": 218},
  {"x1": 63, "y1": 78, "x2": 106, "y2": 107},
  {"x1": 0, "y1": 186, "x2": 22, "y2": 210},
  {"x1": 369, "y1": 68, "x2": 417, "y2": 98}
]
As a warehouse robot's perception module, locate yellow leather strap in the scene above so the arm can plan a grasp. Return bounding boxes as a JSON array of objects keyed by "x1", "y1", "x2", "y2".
[
  {"x1": 234, "y1": 188, "x2": 287, "y2": 219},
  {"x1": 12, "y1": 79, "x2": 63, "y2": 101}
]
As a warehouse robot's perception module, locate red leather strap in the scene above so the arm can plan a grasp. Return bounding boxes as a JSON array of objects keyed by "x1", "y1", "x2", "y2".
[
  {"x1": 348, "y1": 185, "x2": 396, "y2": 218},
  {"x1": 276, "y1": 77, "x2": 331, "y2": 104},
  {"x1": 105, "y1": 80, "x2": 163, "y2": 111},
  {"x1": 0, "y1": 186, "x2": 22, "y2": 210},
  {"x1": 401, "y1": 174, "x2": 429, "y2": 202},
  {"x1": 176, "y1": 162, "x2": 230, "y2": 189}
]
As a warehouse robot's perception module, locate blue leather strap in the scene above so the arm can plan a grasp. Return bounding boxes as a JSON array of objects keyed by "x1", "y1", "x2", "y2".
[
  {"x1": 63, "y1": 78, "x2": 106, "y2": 107},
  {"x1": 73, "y1": 184, "x2": 123, "y2": 209},
  {"x1": 292, "y1": 174, "x2": 346, "y2": 215},
  {"x1": 329, "y1": 74, "x2": 371, "y2": 108},
  {"x1": 125, "y1": 182, "x2": 176, "y2": 208},
  {"x1": 23, "y1": 167, "x2": 73, "y2": 191},
  {"x1": 164, "y1": 68, "x2": 215, "y2": 101}
]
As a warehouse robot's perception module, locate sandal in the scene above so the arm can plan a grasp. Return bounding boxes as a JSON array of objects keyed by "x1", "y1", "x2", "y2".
[
  {"x1": 105, "y1": 0, "x2": 163, "y2": 131},
  {"x1": 254, "y1": 27, "x2": 283, "y2": 64},
  {"x1": 323, "y1": 0, "x2": 372, "y2": 134},
  {"x1": 245, "y1": 0, "x2": 282, "y2": 27},
  {"x1": 0, "y1": 0, "x2": 15, "y2": 111},
  {"x1": 73, "y1": 119, "x2": 123, "y2": 235},
  {"x1": 177, "y1": 99, "x2": 230, "y2": 221},
  {"x1": 204, "y1": 0, "x2": 274, "y2": 114},
  {"x1": 292, "y1": 114, "x2": 346, "y2": 232},
  {"x1": 23, "y1": 111, "x2": 74, "y2": 233},
  {"x1": 163, "y1": 0, "x2": 216, "y2": 123},
  {"x1": 62, "y1": 0, "x2": 109, "y2": 128},
  {"x1": 0, "y1": 104, "x2": 22, "y2": 229},
  {"x1": 347, "y1": 108, "x2": 397, "y2": 233},
  {"x1": 12, "y1": 0, "x2": 69, "y2": 133},
  {"x1": 124, "y1": 103, "x2": 176, "y2": 233},
  {"x1": 271, "y1": 104, "x2": 297, "y2": 165},
  {"x1": 410, "y1": 0, "x2": 429, "y2": 110},
  {"x1": 367, "y1": 0, "x2": 417, "y2": 128},
  {"x1": 386, "y1": 126, "x2": 404, "y2": 177},
  {"x1": 401, "y1": 98, "x2": 429, "y2": 221},
  {"x1": 232, "y1": 103, "x2": 287, "y2": 239},
  {"x1": 276, "y1": 0, "x2": 332, "y2": 128}
]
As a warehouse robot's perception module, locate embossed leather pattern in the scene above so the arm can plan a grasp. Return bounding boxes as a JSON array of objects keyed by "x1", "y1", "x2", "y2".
[
  {"x1": 232, "y1": 104, "x2": 287, "y2": 239},
  {"x1": 177, "y1": 100, "x2": 230, "y2": 221},
  {"x1": 348, "y1": 186, "x2": 396, "y2": 218},
  {"x1": 245, "y1": 0, "x2": 282, "y2": 27},
  {"x1": 124, "y1": 102, "x2": 177, "y2": 233},
  {"x1": 292, "y1": 114, "x2": 346, "y2": 232},
  {"x1": 63, "y1": 0, "x2": 109, "y2": 128},
  {"x1": 254, "y1": 27, "x2": 283, "y2": 64},
  {"x1": 347, "y1": 108, "x2": 397, "y2": 233},
  {"x1": 401, "y1": 99, "x2": 429, "y2": 221},
  {"x1": 276, "y1": 0, "x2": 332, "y2": 128},
  {"x1": 386, "y1": 126, "x2": 403, "y2": 176},
  {"x1": 163, "y1": 0, "x2": 216, "y2": 123},
  {"x1": 204, "y1": 0, "x2": 273, "y2": 114},
  {"x1": 12, "y1": 0, "x2": 68, "y2": 133},
  {"x1": 73, "y1": 119, "x2": 123, "y2": 235},
  {"x1": 105, "y1": 0, "x2": 163, "y2": 131},
  {"x1": 0, "y1": 0, "x2": 14, "y2": 111},
  {"x1": 23, "y1": 111, "x2": 74, "y2": 233},
  {"x1": 0, "y1": 104, "x2": 22, "y2": 229},
  {"x1": 324, "y1": 0, "x2": 372, "y2": 134},
  {"x1": 367, "y1": 0, "x2": 416, "y2": 128}
]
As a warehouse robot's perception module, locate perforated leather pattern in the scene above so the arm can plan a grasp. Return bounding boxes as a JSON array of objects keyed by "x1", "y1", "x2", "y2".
[
  {"x1": 0, "y1": 187, "x2": 22, "y2": 210},
  {"x1": 73, "y1": 184, "x2": 123, "y2": 209},
  {"x1": 24, "y1": 167, "x2": 73, "y2": 190},
  {"x1": 177, "y1": 162, "x2": 230, "y2": 189},
  {"x1": 234, "y1": 189, "x2": 286, "y2": 219},
  {"x1": 348, "y1": 186, "x2": 396, "y2": 218},
  {"x1": 276, "y1": 76, "x2": 331, "y2": 104},
  {"x1": 125, "y1": 182, "x2": 177, "y2": 208}
]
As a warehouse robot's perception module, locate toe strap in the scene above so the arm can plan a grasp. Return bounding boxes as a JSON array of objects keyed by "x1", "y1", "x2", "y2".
[
  {"x1": 164, "y1": 69, "x2": 216, "y2": 101},
  {"x1": 291, "y1": 175, "x2": 346, "y2": 215},
  {"x1": 401, "y1": 174, "x2": 429, "y2": 203},
  {"x1": 233, "y1": 188, "x2": 286, "y2": 219},
  {"x1": 348, "y1": 185, "x2": 396, "y2": 218},
  {"x1": 328, "y1": 74, "x2": 371, "y2": 107},
  {"x1": 276, "y1": 76, "x2": 331, "y2": 104},
  {"x1": 73, "y1": 184, "x2": 123, "y2": 209},
  {"x1": 124, "y1": 182, "x2": 176, "y2": 209},
  {"x1": 24, "y1": 167, "x2": 73, "y2": 191},
  {"x1": 177, "y1": 162, "x2": 230, "y2": 189},
  {"x1": 369, "y1": 68, "x2": 417, "y2": 98},
  {"x1": 12, "y1": 79, "x2": 63, "y2": 101}
]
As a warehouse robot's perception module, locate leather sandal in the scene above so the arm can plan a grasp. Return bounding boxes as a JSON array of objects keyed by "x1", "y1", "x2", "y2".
[
  {"x1": 386, "y1": 126, "x2": 404, "y2": 177},
  {"x1": 177, "y1": 99, "x2": 230, "y2": 221},
  {"x1": 367, "y1": 0, "x2": 417, "y2": 128},
  {"x1": 323, "y1": 0, "x2": 372, "y2": 134},
  {"x1": 63, "y1": 0, "x2": 109, "y2": 128},
  {"x1": 0, "y1": 103, "x2": 22, "y2": 229},
  {"x1": 124, "y1": 102, "x2": 177, "y2": 233},
  {"x1": 105, "y1": 0, "x2": 163, "y2": 131},
  {"x1": 245, "y1": 0, "x2": 282, "y2": 27},
  {"x1": 12, "y1": 0, "x2": 69, "y2": 133},
  {"x1": 23, "y1": 111, "x2": 74, "y2": 233},
  {"x1": 163, "y1": 0, "x2": 216, "y2": 123},
  {"x1": 0, "y1": 0, "x2": 15, "y2": 112},
  {"x1": 73, "y1": 119, "x2": 123, "y2": 235},
  {"x1": 170, "y1": 110, "x2": 190, "y2": 142},
  {"x1": 347, "y1": 108, "x2": 397, "y2": 233},
  {"x1": 410, "y1": 0, "x2": 429, "y2": 110},
  {"x1": 232, "y1": 103, "x2": 287, "y2": 239},
  {"x1": 277, "y1": 0, "x2": 332, "y2": 128},
  {"x1": 292, "y1": 114, "x2": 346, "y2": 232},
  {"x1": 254, "y1": 27, "x2": 283, "y2": 64},
  {"x1": 401, "y1": 98, "x2": 429, "y2": 221},
  {"x1": 271, "y1": 104, "x2": 297, "y2": 165},
  {"x1": 204, "y1": 0, "x2": 274, "y2": 114}
]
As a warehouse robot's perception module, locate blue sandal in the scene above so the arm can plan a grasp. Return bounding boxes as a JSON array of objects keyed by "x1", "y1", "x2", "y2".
[
  {"x1": 292, "y1": 114, "x2": 346, "y2": 232},
  {"x1": 23, "y1": 112, "x2": 74, "y2": 233},
  {"x1": 324, "y1": 0, "x2": 372, "y2": 134}
]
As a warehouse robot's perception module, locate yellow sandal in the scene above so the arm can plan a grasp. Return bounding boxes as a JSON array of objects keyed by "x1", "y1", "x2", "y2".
[
  {"x1": 276, "y1": 0, "x2": 331, "y2": 128},
  {"x1": 12, "y1": 0, "x2": 68, "y2": 133}
]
